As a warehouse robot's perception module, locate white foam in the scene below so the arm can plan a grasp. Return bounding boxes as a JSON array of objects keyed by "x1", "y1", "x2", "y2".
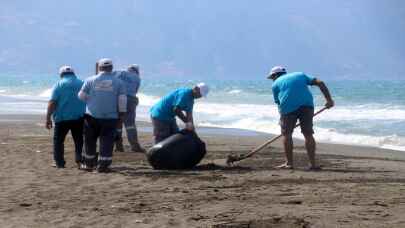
[
  {"x1": 193, "y1": 101, "x2": 405, "y2": 151},
  {"x1": 38, "y1": 88, "x2": 53, "y2": 98},
  {"x1": 137, "y1": 93, "x2": 159, "y2": 106},
  {"x1": 228, "y1": 89, "x2": 242, "y2": 94}
]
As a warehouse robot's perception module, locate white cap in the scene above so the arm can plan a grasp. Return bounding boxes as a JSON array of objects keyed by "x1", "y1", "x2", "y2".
[
  {"x1": 127, "y1": 64, "x2": 139, "y2": 72},
  {"x1": 197, "y1": 82, "x2": 209, "y2": 97},
  {"x1": 268, "y1": 66, "x2": 286, "y2": 78},
  {"x1": 59, "y1": 65, "x2": 74, "y2": 75},
  {"x1": 98, "y1": 58, "x2": 113, "y2": 67}
]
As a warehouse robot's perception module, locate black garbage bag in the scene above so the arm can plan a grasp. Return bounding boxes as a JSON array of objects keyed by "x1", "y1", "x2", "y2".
[{"x1": 147, "y1": 130, "x2": 206, "y2": 170}]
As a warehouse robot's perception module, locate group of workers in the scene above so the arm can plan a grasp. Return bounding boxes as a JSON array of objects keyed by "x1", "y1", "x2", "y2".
[{"x1": 46, "y1": 58, "x2": 334, "y2": 173}]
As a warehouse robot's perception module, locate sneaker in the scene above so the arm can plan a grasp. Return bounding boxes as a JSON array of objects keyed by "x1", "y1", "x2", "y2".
[
  {"x1": 79, "y1": 163, "x2": 94, "y2": 172},
  {"x1": 52, "y1": 161, "x2": 65, "y2": 168},
  {"x1": 97, "y1": 166, "x2": 112, "y2": 173},
  {"x1": 115, "y1": 141, "x2": 125, "y2": 152},
  {"x1": 130, "y1": 143, "x2": 146, "y2": 153}
]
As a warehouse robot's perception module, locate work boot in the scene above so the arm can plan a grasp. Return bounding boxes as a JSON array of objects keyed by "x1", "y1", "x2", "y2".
[
  {"x1": 115, "y1": 139, "x2": 125, "y2": 152},
  {"x1": 131, "y1": 143, "x2": 146, "y2": 153}
]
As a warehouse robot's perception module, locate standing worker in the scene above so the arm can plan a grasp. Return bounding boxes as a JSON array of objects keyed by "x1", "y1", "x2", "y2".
[
  {"x1": 150, "y1": 83, "x2": 209, "y2": 144},
  {"x1": 46, "y1": 66, "x2": 86, "y2": 168},
  {"x1": 78, "y1": 58, "x2": 127, "y2": 173},
  {"x1": 268, "y1": 66, "x2": 334, "y2": 170},
  {"x1": 115, "y1": 64, "x2": 145, "y2": 153}
]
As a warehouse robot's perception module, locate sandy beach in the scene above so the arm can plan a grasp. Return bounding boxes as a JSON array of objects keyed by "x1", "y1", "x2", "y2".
[{"x1": 1, "y1": 114, "x2": 405, "y2": 228}]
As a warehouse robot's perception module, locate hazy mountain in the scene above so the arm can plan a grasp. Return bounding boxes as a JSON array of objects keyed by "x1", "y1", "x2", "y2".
[{"x1": 0, "y1": 0, "x2": 404, "y2": 80}]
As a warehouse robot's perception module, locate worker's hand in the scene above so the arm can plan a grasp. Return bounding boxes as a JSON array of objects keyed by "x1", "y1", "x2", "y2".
[
  {"x1": 119, "y1": 112, "x2": 127, "y2": 122},
  {"x1": 134, "y1": 96, "x2": 139, "y2": 106},
  {"x1": 185, "y1": 122, "x2": 195, "y2": 131},
  {"x1": 325, "y1": 99, "x2": 335, "y2": 109},
  {"x1": 46, "y1": 119, "x2": 53, "y2": 130}
]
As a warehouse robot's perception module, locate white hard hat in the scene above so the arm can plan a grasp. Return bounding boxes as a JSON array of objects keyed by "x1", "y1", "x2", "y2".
[
  {"x1": 267, "y1": 66, "x2": 287, "y2": 78},
  {"x1": 98, "y1": 58, "x2": 113, "y2": 67},
  {"x1": 127, "y1": 64, "x2": 139, "y2": 72},
  {"x1": 59, "y1": 65, "x2": 74, "y2": 75},
  {"x1": 197, "y1": 83, "x2": 209, "y2": 97}
]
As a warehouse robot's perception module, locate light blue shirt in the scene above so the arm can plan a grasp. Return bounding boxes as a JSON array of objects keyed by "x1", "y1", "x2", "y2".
[
  {"x1": 80, "y1": 72, "x2": 126, "y2": 119},
  {"x1": 272, "y1": 72, "x2": 315, "y2": 115},
  {"x1": 116, "y1": 70, "x2": 141, "y2": 97},
  {"x1": 150, "y1": 88, "x2": 194, "y2": 122},
  {"x1": 50, "y1": 74, "x2": 85, "y2": 123}
]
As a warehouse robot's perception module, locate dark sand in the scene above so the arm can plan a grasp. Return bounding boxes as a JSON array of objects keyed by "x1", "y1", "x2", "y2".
[{"x1": 1, "y1": 114, "x2": 405, "y2": 228}]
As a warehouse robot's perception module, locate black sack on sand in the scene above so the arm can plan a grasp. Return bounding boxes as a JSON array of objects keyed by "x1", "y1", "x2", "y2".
[{"x1": 147, "y1": 130, "x2": 206, "y2": 170}]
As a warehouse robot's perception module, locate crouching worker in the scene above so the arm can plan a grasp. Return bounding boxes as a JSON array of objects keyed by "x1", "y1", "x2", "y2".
[
  {"x1": 147, "y1": 83, "x2": 209, "y2": 169},
  {"x1": 46, "y1": 66, "x2": 85, "y2": 169},
  {"x1": 114, "y1": 64, "x2": 145, "y2": 153},
  {"x1": 78, "y1": 58, "x2": 127, "y2": 173},
  {"x1": 150, "y1": 83, "x2": 209, "y2": 144}
]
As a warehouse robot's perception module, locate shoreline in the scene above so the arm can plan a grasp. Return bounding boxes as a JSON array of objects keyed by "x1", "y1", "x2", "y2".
[{"x1": 1, "y1": 113, "x2": 404, "y2": 157}]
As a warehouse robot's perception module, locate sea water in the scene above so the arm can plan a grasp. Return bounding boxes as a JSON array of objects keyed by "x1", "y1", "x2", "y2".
[{"x1": 1, "y1": 73, "x2": 405, "y2": 151}]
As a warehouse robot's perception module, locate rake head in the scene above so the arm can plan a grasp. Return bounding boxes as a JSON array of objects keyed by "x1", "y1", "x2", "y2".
[{"x1": 226, "y1": 154, "x2": 248, "y2": 166}]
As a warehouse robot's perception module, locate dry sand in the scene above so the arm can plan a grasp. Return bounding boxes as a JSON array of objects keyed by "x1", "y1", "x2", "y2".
[{"x1": 1, "y1": 115, "x2": 405, "y2": 228}]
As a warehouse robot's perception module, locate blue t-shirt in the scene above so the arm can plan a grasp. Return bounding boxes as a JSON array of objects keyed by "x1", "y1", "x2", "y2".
[
  {"x1": 116, "y1": 70, "x2": 141, "y2": 97},
  {"x1": 150, "y1": 88, "x2": 194, "y2": 121},
  {"x1": 80, "y1": 72, "x2": 126, "y2": 119},
  {"x1": 50, "y1": 74, "x2": 85, "y2": 123},
  {"x1": 272, "y1": 72, "x2": 315, "y2": 115}
]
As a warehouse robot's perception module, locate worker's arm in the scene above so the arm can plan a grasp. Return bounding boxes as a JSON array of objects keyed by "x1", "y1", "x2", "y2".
[
  {"x1": 174, "y1": 107, "x2": 195, "y2": 131},
  {"x1": 311, "y1": 79, "x2": 334, "y2": 108},
  {"x1": 46, "y1": 101, "x2": 56, "y2": 129}
]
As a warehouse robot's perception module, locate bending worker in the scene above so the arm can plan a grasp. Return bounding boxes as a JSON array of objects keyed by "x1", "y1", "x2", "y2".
[
  {"x1": 150, "y1": 83, "x2": 209, "y2": 144},
  {"x1": 115, "y1": 64, "x2": 145, "y2": 153},
  {"x1": 268, "y1": 66, "x2": 334, "y2": 170}
]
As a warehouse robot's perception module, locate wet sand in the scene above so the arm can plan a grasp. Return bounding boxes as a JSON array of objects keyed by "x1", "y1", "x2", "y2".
[{"x1": 1, "y1": 115, "x2": 405, "y2": 228}]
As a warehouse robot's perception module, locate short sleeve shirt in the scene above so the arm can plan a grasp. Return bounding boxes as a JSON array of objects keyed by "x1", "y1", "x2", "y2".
[
  {"x1": 150, "y1": 88, "x2": 194, "y2": 122},
  {"x1": 80, "y1": 72, "x2": 126, "y2": 119},
  {"x1": 271, "y1": 72, "x2": 315, "y2": 115},
  {"x1": 50, "y1": 74, "x2": 86, "y2": 123},
  {"x1": 116, "y1": 70, "x2": 141, "y2": 97}
]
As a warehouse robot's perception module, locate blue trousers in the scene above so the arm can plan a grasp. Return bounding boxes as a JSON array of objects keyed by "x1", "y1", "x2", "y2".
[{"x1": 83, "y1": 115, "x2": 118, "y2": 168}]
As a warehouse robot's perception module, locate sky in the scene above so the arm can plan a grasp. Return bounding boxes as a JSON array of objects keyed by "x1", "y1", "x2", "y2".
[{"x1": 0, "y1": 0, "x2": 404, "y2": 80}]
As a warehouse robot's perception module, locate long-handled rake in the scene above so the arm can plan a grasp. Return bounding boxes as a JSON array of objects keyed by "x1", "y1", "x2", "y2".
[{"x1": 226, "y1": 107, "x2": 329, "y2": 166}]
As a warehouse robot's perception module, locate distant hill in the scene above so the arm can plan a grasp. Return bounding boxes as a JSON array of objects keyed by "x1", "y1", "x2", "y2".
[{"x1": 0, "y1": 0, "x2": 404, "y2": 80}]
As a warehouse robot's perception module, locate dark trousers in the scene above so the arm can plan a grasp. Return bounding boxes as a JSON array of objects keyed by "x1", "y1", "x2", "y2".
[
  {"x1": 53, "y1": 118, "x2": 84, "y2": 167},
  {"x1": 83, "y1": 115, "x2": 118, "y2": 168},
  {"x1": 151, "y1": 117, "x2": 179, "y2": 144},
  {"x1": 116, "y1": 96, "x2": 139, "y2": 146}
]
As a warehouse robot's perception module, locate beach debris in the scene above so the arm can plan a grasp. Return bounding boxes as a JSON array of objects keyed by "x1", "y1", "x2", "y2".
[
  {"x1": 282, "y1": 199, "x2": 303, "y2": 205},
  {"x1": 373, "y1": 201, "x2": 388, "y2": 207},
  {"x1": 36, "y1": 150, "x2": 41, "y2": 153},
  {"x1": 19, "y1": 203, "x2": 32, "y2": 207}
]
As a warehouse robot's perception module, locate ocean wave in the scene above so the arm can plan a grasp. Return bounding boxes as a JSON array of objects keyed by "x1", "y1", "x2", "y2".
[
  {"x1": 1, "y1": 89, "x2": 405, "y2": 151},
  {"x1": 228, "y1": 89, "x2": 242, "y2": 94},
  {"x1": 198, "y1": 120, "x2": 405, "y2": 151},
  {"x1": 38, "y1": 88, "x2": 53, "y2": 98}
]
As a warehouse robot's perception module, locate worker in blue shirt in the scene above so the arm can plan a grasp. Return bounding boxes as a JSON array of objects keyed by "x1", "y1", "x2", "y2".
[
  {"x1": 150, "y1": 83, "x2": 209, "y2": 143},
  {"x1": 115, "y1": 64, "x2": 145, "y2": 153},
  {"x1": 78, "y1": 58, "x2": 127, "y2": 173},
  {"x1": 269, "y1": 66, "x2": 334, "y2": 170},
  {"x1": 46, "y1": 66, "x2": 85, "y2": 168}
]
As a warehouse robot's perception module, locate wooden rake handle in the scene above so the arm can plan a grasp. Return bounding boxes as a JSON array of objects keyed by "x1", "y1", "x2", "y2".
[{"x1": 226, "y1": 107, "x2": 328, "y2": 164}]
